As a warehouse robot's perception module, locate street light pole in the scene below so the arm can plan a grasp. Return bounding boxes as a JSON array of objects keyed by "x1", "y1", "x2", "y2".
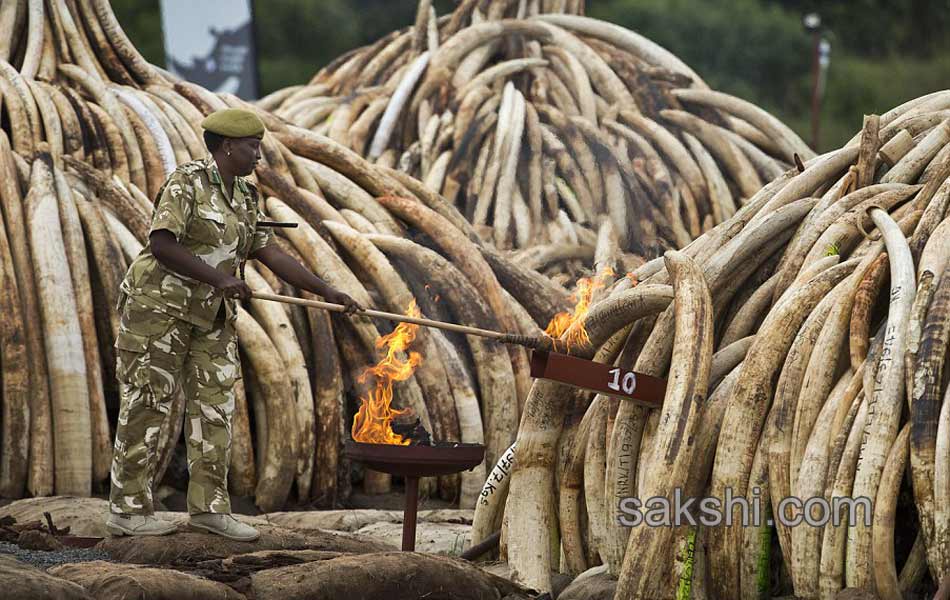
[
  {"x1": 816, "y1": 39, "x2": 831, "y2": 149},
  {"x1": 804, "y1": 13, "x2": 828, "y2": 151}
]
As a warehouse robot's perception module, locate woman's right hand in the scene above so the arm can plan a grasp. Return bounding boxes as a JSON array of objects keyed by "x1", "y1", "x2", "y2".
[
  {"x1": 151, "y1": 230, "x2": 252, "y2": 299},
  {"x1": 215, "y1": 274, "x2": 252, "y2": 300}
]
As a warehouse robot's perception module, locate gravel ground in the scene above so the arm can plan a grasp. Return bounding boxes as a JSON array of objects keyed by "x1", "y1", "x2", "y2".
[{"x1": 0, "y1": 541, "x2": 113, "y2": 569}]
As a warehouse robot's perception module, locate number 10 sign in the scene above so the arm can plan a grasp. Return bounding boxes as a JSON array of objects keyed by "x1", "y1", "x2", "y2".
[
  {"x1": 529, "y1": 350, "x2": 666, "y2": 407},
  {"x1": 608, "y1": 367, "x2": 639, "y2": 395}
]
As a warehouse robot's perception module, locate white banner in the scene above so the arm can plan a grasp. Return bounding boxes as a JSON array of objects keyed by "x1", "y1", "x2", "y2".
[{"x1": 159, "y1": 0, "x2": 259, "y2": 99}]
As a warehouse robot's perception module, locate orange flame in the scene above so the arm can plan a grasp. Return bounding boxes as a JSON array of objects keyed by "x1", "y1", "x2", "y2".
[
  {"x1": 544, "y1": 266, "x2": 616, "y2": 352},
  {"x1": 351, "y1": 300, "x2": 423, "y2": 445}
]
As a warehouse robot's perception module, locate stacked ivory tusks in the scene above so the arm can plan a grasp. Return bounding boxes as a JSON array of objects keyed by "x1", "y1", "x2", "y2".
[
  {"x1": 0, "y1": 0, "x2": 578, "y2": 512},
  {"x1": 261, "y1": 0, "x2": 813, "y2": 265},
  {"x1": 471, "y1": 95, "x2": 950, "y2": 599}
]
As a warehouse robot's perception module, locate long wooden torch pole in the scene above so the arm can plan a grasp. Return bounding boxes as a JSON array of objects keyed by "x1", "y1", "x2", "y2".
[{"x1": 251, "y1": 291, "x2": 524, "y2": 343}]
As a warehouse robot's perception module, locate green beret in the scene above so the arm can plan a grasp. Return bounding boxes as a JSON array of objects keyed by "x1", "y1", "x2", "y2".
[{"x1": 200, "y1": 108, "x2": 265, "y2": 139}]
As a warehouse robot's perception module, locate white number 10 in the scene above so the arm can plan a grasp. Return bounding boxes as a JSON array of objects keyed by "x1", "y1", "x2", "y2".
[{"x1": 607, "y1": 367, "x2": 637, "y2": 395}]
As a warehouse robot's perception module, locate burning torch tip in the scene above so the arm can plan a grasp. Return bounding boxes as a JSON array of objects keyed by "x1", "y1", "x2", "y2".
[{"x1": 498, "y1": 334, "x2": 580, "y2": 354}]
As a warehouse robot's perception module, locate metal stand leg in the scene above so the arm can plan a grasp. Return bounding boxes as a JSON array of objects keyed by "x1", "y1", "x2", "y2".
[{"x1": 402, "y1": 476, "x2": 419, "y2": 551}]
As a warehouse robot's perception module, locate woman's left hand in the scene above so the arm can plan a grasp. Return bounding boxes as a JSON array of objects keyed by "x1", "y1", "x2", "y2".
[{"x1": 327, "y1": 290, "x2": 364, "y2": 314}]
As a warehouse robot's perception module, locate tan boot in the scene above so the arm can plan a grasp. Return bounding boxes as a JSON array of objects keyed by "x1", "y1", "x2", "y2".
[
  {"x1": 105, "y1": 513, "x2": 178, "y2": 536},
  {"x1": 188, "y1": 513, "x2": 260, "y2": 542}
]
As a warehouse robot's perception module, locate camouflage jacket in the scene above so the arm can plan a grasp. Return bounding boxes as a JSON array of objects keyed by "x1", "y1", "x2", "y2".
[{"x1": 118, "y1": 156, "x2": 273, "y2": 330}]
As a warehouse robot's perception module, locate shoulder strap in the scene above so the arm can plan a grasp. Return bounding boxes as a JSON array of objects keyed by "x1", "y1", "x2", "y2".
[{"x1": 152, "y1": 160, "x2": 210, "y2": 208}]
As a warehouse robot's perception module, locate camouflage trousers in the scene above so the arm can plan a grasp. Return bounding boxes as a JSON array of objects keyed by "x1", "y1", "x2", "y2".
[{"x1": 109, "y1": 293, "x2": 239, "y2": 516}]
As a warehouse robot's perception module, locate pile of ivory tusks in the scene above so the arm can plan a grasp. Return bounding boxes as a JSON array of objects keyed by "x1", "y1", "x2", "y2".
[
  {"x1": 0, "y1": 0, "x2": 578, "y2": 513},
  {"x1": 260, "y1": 0, "x2": 813, "y2": 261},
  {"x1": 472, "y1": 94, "x2": 950, "y2": 599}
]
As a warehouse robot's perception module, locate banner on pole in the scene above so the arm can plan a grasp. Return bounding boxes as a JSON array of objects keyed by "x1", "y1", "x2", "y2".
[{"x1": 159, "y1": 0, "x2": 260, "y2": 100}]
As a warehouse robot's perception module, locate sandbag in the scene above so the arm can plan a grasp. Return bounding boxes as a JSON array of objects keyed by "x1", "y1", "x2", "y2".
[
  {"x1": 49, "y1": 561, "x2": 244, "y2": 600},
  {"x1": 250, "y1": 551, "x2": 531, "y2": 600},
  {"x1": 263, "y1": 508, "x2": 473, "y2": 532},
  {"x1": 96, "y1": 525, "x2": 393, "y2": 565},
  {"x1": 0, "y1": 555, "x2": 92, "y2": 600},
  {"x1": 557, "y1": 569, "x2": 617, "y2": 600}
]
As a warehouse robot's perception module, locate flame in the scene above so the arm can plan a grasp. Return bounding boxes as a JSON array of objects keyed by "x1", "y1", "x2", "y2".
[
  {"x1": 626, "y1": 272, "x2": 639, "y2": 286},
  {"x1": 544, "y1": 266, "x2": 616, "y2": 352},
  {"x1": 351, "y1": 300, "x2": 423, "y2": 445}
]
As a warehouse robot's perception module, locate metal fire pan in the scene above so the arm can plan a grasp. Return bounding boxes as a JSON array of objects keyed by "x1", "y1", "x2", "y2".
[{"x1": 344, "y1": 440, "x2": 485, "y2": 478}]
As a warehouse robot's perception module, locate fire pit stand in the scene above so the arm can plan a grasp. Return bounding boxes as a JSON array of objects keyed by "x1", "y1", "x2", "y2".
[{"x1": 344, "y1": 440, "x2": 485, "y2": 551}]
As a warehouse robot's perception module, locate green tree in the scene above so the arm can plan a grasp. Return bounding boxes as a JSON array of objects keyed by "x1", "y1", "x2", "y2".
[
  {"x1": 110, "y1": 0, "x2": 163, "y2": 66},
  {"x1": 254, "y1": 0, "x2": 361, "y2": 93},
  {"x1": 770, "y1": 0, "x2": 950, "y2": 57}
]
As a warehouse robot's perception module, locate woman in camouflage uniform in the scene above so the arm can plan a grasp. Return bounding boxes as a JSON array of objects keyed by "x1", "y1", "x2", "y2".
[{"x1": 105, "y1": 108, "x2": 361, "y2": 541}]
